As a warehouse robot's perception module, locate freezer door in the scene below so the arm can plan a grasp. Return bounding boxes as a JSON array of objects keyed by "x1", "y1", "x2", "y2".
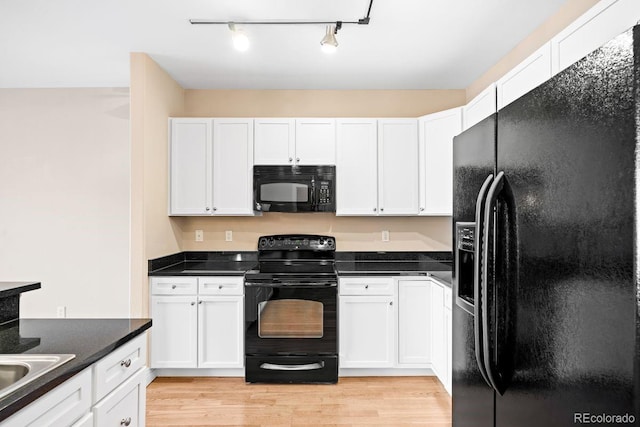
[
  {"x1": 452, "y1": 114, "x2": 496, "y2": 427},
  {"x1": 495, "y1": 28, "x2": 638, "y2": 426}
]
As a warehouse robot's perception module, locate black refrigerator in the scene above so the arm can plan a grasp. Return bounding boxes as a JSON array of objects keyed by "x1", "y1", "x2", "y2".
[{"x1": 452, "y1": 25, "x2": 640, "y2": 427}]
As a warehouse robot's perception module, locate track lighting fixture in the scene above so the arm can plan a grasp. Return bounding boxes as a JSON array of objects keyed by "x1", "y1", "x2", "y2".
[
  {"x1": 320, "y1": 24, "x2": 339, "y2": 54},
  {"x1": 189, "y1": 0, "x2": 373, "y2": 53},
  {"x1": 228, "y1": 23, "x2": 249, "y2": 52}
]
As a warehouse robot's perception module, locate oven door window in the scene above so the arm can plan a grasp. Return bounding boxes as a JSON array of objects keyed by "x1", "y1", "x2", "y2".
[
  {"x1": 258, "y1": 299, "x2": 323, "y2": 338},
  {"x1": 259, "y1": 182, "x2": 309, "y2": 203}
]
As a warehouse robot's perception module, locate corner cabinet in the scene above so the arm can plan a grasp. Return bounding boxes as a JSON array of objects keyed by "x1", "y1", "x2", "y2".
[
  {"x1": 418, "y1": 108, "x2": 462, "y2": 216},
  {"x1": 169, "y1": 118, "x2": 254, "y2": 216},
  {"x1": 150, "y1": 276, "x2": 244, "y2": 371},
  {"x1": 336, "y1": 119, "x2": 419, "y2": 216}
]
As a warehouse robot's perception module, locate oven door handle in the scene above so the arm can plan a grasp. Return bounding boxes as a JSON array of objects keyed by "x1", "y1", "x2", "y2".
[{"x1": 260, "y1": 362, "x2": 325, "y2": 371}]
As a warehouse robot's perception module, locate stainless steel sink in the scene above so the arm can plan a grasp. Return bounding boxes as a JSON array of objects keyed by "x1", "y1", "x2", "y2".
[{"x1": 0, "y1": 354, "x2": 75, "y2": 400}]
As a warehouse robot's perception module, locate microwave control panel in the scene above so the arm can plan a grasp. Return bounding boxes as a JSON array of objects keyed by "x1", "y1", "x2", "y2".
[{"x1": 318, "y1": 181, "x2": 332, "y2": 205}]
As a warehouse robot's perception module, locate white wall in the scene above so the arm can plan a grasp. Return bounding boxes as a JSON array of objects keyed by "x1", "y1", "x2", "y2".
[{"x1": 0, "y1": 88, "x2": 131, "y2": 318}]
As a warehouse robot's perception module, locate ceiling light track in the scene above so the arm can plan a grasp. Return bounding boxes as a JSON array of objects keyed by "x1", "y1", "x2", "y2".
[{"x1": 189, "y1": 0, "x2": 374, "y2": 27}]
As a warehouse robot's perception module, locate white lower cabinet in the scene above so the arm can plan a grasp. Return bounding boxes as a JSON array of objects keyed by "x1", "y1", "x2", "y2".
[
  {"x1": 339, "y1": 295, "x2": 395, "y2": 368},
  {"x1": 150, "y1": 276, "x2": 244, "y2": 370},
  {"x1": 93, "y1": 369, "x2": 145, "y2": 427},
  {"x1": 0, "y1": 333, "x2": 148, "y2": 427},
  {"x1": 430, "y1": 281, "x2": 446, "y2": 379},
  {"x1": 444, "y1": 287, "x2": 452, "y2": 394},
  {"x1": 397, "y1": 280, "x2": 431, "y2": 365}
]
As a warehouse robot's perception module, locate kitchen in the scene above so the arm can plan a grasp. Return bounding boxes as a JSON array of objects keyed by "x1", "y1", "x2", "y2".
[{"x1": 1, "y1": 0, "x2": 640, "y2": 426}]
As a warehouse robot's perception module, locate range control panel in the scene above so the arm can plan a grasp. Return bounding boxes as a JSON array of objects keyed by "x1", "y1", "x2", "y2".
[{"x1": 258, "y1": 234, "x2": 335, "y2": 250}]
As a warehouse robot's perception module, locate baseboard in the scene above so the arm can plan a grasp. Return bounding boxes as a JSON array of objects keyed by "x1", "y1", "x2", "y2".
[
  {"x1": 144, "y1": 367, "x2": 157, "y2": 386},
  {"x1": 339, "y1": 368, "x2": 434, "y2": 377},
  {"x1": 154, "y1": 368, "x2": 245, "y2": 377}
]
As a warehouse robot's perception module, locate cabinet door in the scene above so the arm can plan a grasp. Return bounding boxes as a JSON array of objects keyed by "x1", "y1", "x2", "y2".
[
  {"x1": 198, "y1": 296, "x2": 244, "y2": 368},
  {"x1": 462, "y1": 83, "x2": 497, "y2": 131},
  {"x1": 497, "y1": 43, "x2": 552, "y2": 110},
  {"x1": 398, "y1": 280, "x2": 431, "y2": 365},
  {"x1": 150, "y1": 296, "x2": 198, "y2": 368},
  {"x1": 551, "y1": 0, "x2": 640, "y2": 74},
  {"x1": 212, "y1": 119, "x2": 254, "y2": 215},
  {"x1": 254, "y1": 118, "x2": 295, "y2": 165},
  {"x1": 445, "y1": 306, "x2": 452, "y2": 395},
  {"x1": 430, "y1": 282, "x2": 446, "y2": 380},
  {"x1": 335, "y1": 119, "x2": 378, "y2": 216},
  {"x1": 169, "y1": 118, "x2": 212, "y2": 215},
  {"x1": 378, "y1": 119, "x2": 419, "y2": 215},
  {"x1": 295, "y1": 118, "x2": 336, "y2": 165},
  {"x1": 339, "y1": 295, "x2": 395, "y2": 368},
  {"x1": 93, "y1": 369, "x2": 145, "y2": 427},
  {"x1": 418, "y1": 108, "x2": 461, "y2": 216}
]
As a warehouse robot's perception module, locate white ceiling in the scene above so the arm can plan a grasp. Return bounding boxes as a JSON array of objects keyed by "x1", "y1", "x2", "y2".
[{"x1": 0, "y1": 0, "x2": 568, "y2": 89}]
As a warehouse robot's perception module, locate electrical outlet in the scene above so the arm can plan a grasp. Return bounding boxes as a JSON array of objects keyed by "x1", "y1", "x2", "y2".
[
  {"x1": 56, "y1": 306, "x2": 66, "y2": 318},
  {"x1": 195, "y1": 230, "x2": 204, "y2": 242},
  {"x1": 382, "y1": 230, "x2": 390, "y2": 242},
  {"x1": 225, "y1": 230, "x2": 233, "y2": 241}
]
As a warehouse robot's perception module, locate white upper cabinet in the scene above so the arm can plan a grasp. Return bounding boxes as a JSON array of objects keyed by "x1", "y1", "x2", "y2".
[
  {"x1": 462, "y1": 83, "x2": 497, "y2": 131},
  {"x1": 295, "y1": 118, "x2": 336, "y2": 165},
  {"x1": 254, "y1": 118, "x2": 335, "y2": 165},
  {"x1": 418, "y1": 108, "x2": 461, "y2": 216},
  {"x1": 551, "y1": 0, "x2": 640, "y2": 75},
  {"x1": 378, "y1": 119, "x2": 419, "y2": 216},
  {"x1": 336, "y1": 119, "x2": 379, "y2": 216},
  {"x1": 169, "y1": 118, "x2": 212, "y2": 215},
  {"x1": 212, "y1": 119, "x2": 254, "y2": 215},
  {"x1": 253, "y1": 118, "x2": 295, "y2": 165},
  {"x1": 169, "y1": 118, "x2": 254, "y2": 216},
  {"x1": 497, "y1": 43, "x2": 552, "y2": 110}
]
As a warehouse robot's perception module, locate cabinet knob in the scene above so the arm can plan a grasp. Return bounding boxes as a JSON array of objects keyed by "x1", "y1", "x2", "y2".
[
  {"x1": 213, "y1": 207, "x2": 217, "y2": 211},
  {"x1": 420, "y1": 207, "x2": 425, "y2": 211},
  {"x1": 365, "y1": 285, "x2": 369, "y2": 289},
  {"x1": 390, "y1": 301, "x2": 393, "y2": 306},
  {"x1": 288, "y1": 157, "x2": 293, "y2": 162},
  {"x1": 199, "y1": 300, "x2": 203, "y2": 305},
  {"x1": 191, "y1": 302, "x2": 196, "y2": 306},
  {"x1": 171, "y1": 285, "x2": 176, "y2": 289},
  {"x1": 373, "y1": 208, "x2": 377, "y2": 212},
  {"x1": 206, "y1": 207, "x2": 210, "y2": 211},
  {"x1": 218, "y1": 285, "x2": 223, "y2": 289},
  {"x1": 296, "y1": 157, "x2": 300, "y2": 162},
  {"x1": 380, "y1": 208, "x2": 384, "y2": 212},
  {"x1": 120, "y1": 418, "x2": 132, "y2": 426},
  {"x1": 120, "y1": 359, "x2": 132, "y2": 368}
]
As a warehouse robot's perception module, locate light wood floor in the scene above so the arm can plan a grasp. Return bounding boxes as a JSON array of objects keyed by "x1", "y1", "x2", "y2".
[{"x1": 146, "y1": 376, "x2": 452, "y2": 427}]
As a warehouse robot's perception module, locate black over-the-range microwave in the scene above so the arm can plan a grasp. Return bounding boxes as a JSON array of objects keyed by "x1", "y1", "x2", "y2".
[{"x1": 253, "y1": 165, "x2": 336, "y2": 212}]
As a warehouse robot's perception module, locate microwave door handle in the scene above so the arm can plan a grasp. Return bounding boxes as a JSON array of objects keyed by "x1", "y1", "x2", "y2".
[{"x1": 310, "y1": 180, "x2": 316, "y2": 209}]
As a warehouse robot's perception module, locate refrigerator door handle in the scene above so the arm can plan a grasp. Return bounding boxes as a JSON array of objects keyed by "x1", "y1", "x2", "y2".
[
  {"x1": 482, "y1": 170, "x2": 506, "y2": 394},
  {"x1": 474, "y1": 174, "x2": 494, "y2": 388}
]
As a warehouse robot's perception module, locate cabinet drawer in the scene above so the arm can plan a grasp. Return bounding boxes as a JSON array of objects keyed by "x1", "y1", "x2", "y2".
[
  {"x1": 198, "y1": 276, "x2": 244, "y2": 295},
  {"x1": 2, "y1": 368, "x2": 92, "y2": 427},
  {"x1": 339, "y1": 277, "x2": 394, "y2": 295},
  {"x1": 93, "y1": 334, "x2": 146, "y2": 403},
  {"x1": 151, "y1": 277, "x2": 197, "y2": 295},
  {"x1": 93, "y1": 369, "x2": 145, "y2": 427}
]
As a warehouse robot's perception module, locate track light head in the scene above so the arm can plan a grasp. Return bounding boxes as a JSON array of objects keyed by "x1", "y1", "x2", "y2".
[
  {"x1": 228, "y1": 23, "x2": 250, "y2": 52},
  {"x1": 320, "y1": 24, "x2": 339, "y2": 54}
]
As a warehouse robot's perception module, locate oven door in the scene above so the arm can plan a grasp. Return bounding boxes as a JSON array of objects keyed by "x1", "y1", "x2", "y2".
[{"x1": 244, "y1": 283, "x2": 337, "y2": 355}]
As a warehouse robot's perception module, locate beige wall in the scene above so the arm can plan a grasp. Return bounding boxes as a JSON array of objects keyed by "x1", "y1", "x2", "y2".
[
  {"x1": 130, "y1": 53, "x2": 185, "y2": 317},
  {"x1": 466, "y1": 0, "x2": 601, "y2": 101},
  {"x1": 185, "y1": 89, "x2": 465, "y2": 118},
  {"x1": 178, "y1": 215, "x2": 452, "y2": 252},
  {"x1": 0, "y1": 88, "x2": 130, "y2": 317}
]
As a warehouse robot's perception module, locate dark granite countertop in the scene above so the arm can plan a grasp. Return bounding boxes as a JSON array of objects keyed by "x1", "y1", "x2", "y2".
[
  {"x1": 149, "y1": 252, "x2": 257, "y2": 276},
  {"x1": 0, "y1": 318, "x2": 151, "y2": 422},
  {"x1": 0, "y1": 282, "x2": 41, "y2": 298}
]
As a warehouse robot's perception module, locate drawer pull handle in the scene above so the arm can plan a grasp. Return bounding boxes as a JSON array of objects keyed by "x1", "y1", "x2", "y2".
[
  {"x1": 120, "y1": 359, "x2": 132, "y2": 368},
  {"x1": 365, "y1": 285, "x2": 369, "y2": 289},
  {"x1": 120, "y1": 417, "x2": 131, "y2": 426},
  {"x1": 218, "y1": 285, "x2": 223, "y2": 289},
  {"x1": 171, "y1": 285, "x2": 176, "y2": 289}
]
